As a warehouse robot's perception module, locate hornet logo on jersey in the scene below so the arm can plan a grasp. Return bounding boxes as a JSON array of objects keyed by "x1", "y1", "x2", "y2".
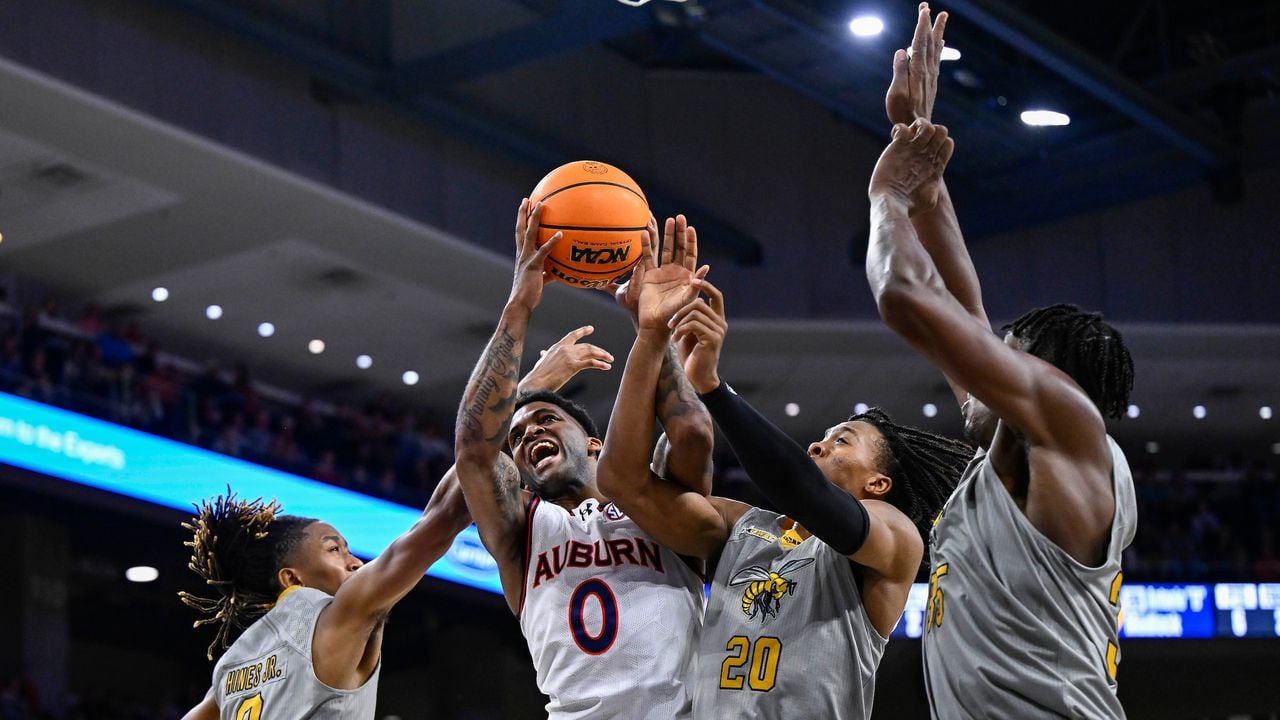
[{"x1": 729, "y1": 557, "x2": 815, "y2": 621}]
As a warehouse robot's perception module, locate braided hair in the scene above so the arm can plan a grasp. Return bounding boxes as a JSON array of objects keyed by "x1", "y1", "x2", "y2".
[
  {"x1": 179, "y1": 491, "x2": 317, "y2": 660},
  {"x1": 1004, "y1": 303, "x2": 1134, "y2": 420},
  {"x1": 848, "y1": 407, "x2": 974, "y2": 565}
]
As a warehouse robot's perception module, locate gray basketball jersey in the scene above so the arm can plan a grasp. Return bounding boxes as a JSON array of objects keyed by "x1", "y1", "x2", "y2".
[
  {"x1": 212, "y1": 586, "x2": 380, "y2": 719},
  {"x1": 922, "y1": 436, "x2": 1137, "y2": 719},
  {"x1": 695, "y1": 507, "x2": 887, "y2": 720},
  {"x1": 519, "y1": 496, "x2": 703, "y2": 719}
]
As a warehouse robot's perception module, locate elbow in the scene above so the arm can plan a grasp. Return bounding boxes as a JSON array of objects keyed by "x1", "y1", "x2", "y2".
[
  {"x1": 874, "y1": 279, "x2": 933, "y2": 337},
  {"x1": 664, "y1": 417, "x2": 715, "y2": 462}
]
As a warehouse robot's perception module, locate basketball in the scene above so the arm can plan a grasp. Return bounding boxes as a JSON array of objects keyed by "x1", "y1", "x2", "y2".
[{"x1": 529, "y1": 160, "x2": 649, "y2": 289}]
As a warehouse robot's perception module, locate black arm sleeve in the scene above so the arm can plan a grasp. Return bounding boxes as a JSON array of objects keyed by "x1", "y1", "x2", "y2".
[{"x1": 698, "y1": 382, "x2": 870, "y2": 555}]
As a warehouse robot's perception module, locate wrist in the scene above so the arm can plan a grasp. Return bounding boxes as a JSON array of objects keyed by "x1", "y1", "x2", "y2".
[{"x1": 690, "y1": 375, "x2": 723, "y2": 396}]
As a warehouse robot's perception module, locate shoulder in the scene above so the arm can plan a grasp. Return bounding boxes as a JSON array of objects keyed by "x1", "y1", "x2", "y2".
[{"x1": 708, "y1": 497, "x2": 759, "y2": 534}]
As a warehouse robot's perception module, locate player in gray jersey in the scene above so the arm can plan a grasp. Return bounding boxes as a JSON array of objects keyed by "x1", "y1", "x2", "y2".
[
  {"x1": 178, "y1": 325, "x2": 613, "y2": 720},
  {"x1": 597, "y1": 231, "x2": 971, "y2": 719},
  {"x1": 868, "y1": 7, "x2": 1137, "y2": 716}
]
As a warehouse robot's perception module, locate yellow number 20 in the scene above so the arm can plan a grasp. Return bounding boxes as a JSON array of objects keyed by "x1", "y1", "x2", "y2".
[
  {"x1": 719, "y1": 636, "x2": 782, "y2": 692},
  {"x1": 234, "y1": 693, "x2": 263, "y2": 720}
]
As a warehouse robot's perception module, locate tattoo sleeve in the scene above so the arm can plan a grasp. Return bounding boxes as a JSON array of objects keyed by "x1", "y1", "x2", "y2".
[{"x1": 654, "y1": 344, "x2": 704, "y2": 426}]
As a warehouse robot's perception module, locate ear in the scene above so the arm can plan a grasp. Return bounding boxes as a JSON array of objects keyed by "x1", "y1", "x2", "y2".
[
  {"x1": 863, "y1": 473, "x2": 892, "y2": 499},
  {"x1": 586, "y1": 436, "x2": 604, "y2": 458},
  {"x1": 277, "y1": 566, "x2": 304, "y2": 591}
]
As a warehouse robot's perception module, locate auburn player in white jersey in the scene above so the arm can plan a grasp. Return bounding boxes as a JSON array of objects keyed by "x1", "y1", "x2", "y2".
[
  {"x1": 177, "y1": 326, "x2": 616, "y2": 720},
  {"x1": 454, "y1": 202, "x2": 713, "y2": 718}
]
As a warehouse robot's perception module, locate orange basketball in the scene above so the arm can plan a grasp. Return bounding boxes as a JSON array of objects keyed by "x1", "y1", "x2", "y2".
[{"x1": 529, "y1": 160, "x2": 649, "y2": 289}]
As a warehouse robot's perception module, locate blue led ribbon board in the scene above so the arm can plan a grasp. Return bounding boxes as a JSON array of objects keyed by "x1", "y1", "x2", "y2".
[{"x1": 0, "y1": 391, "x2": 502, "y2": 595}]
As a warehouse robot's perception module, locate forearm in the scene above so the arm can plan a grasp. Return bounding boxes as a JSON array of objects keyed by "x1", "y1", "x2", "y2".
[
  {"x1": 653, "y1": 344, "x2": 714, "y2": 493},
  {"x1": 456, "y1": 304, "x2": 530, "y2": 459},
  {"x1": 598, "y1": 330, "x2": 669, "y2": 495},
  {"x1": 910, "y1": 181, "x2": 986, "y2": 320},
  {"x1": 697, "y1": 383, "x2": 869, "y2": 555}
]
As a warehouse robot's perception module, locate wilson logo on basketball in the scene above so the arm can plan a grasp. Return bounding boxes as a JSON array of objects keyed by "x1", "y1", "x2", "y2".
[{"x1": 570, "y1": 245, "x2": 631, "y2": 265}]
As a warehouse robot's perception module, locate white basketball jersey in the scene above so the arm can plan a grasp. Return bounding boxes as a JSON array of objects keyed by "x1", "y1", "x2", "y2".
[{"x1": 518, "y1": 496, "x2": 703, "y2": 719}]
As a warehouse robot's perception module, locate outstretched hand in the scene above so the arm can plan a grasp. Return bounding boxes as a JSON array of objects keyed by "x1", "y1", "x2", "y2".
[
  {"x1": 508, "y1": 198, "x2": 562, "y2": 312},
  {"x1": 518, "y1": 325, "x2": 614, "y2": 395},
  {"x1": 869, "y1": 119, "x2": 955, "y2": 216},
  {"x1": 670, "y1": 279, "x2": 727, "y2": 395},
  {"x1": 886, "y1": 2, "x2": 948, "y2": 126},
  {"x1": 635, "y1": 214, "x2": 709, "y2": 333}
]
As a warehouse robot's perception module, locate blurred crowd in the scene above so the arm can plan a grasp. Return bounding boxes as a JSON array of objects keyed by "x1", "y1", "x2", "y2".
[{"x1": 2, "y1": 297, "x2": 1279, "y2": 584}]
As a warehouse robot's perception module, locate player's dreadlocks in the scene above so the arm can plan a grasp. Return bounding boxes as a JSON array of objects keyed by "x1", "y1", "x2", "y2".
[
  {"x1": 1005, "y1": 303, "x2": 1134, "y2": 420},
  {"x1": 179, "y1": 491, "x2": 317, "y2": 660},
  {"x1": 849, "y1": 407, "x2": 973, "y2": 567}
]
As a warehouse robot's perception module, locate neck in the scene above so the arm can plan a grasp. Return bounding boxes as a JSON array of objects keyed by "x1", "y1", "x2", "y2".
[{"x1": 543, "y1": 480, "x2": 606, "y2": 511}]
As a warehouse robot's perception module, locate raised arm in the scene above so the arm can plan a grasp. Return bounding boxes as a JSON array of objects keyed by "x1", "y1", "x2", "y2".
[
  {"x1": 596, "y1": 223, "x2": 742, "y2": 560},
  {"x1": 608, "y1": 215, "x2": 715, "y2": 494},
  {"x1": 866, "y1": 122, "x2": 1113, "y2": 563},
  {"x1": 885, "y1": 3, "x2": 989, "y2": 406},
  {"x1": 454, "y1": 199, "x2": 561, "y2": 613}
]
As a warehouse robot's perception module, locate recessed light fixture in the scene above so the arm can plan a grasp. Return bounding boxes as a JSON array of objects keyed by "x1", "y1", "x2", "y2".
[
  {"x1": 151, "y1": 287, "x2": 169, "y2": 302},
  {"x1": 257, "y1": 322, "x2": 275, "y2": 338},
  {"x1": 1126, "y1": 404, "x2": 1140, "y2": 419},
  {"x1": 1261, "y1": 406, "x2": 1273, "y2": 420},
  {"x1": 402, "y1": 371, "x2": 420, "y2": 386},
  {"x1": 785, "y1": 402, "x2": 800, "y2": 417},
  {"x1": 205, "y1": 305, "x2": 223, "y2": 320},
  {"x1": 1020, "y1": 109, "x2": 1071, "y2": 126},
  {"x1": 308, "y1": 339, "x2": 325, "y2": 354},
  {"x1": 1192, "y1": 405, "x2": 1207, "y2": 420},
  {"x1": 922, "y1": 403, "x2": 938, "y2": 418},
  {"x1": 125, "y1": 566, "x2": 159, "y2": 583},
  {"x1": 848, "y1": 15, "x2": 885, "y2": 37},
  {"x1": 1145, "y1": 441, "x2": 1159, "y2": 454},
  {"x1": 853, "y1": 402, "x2": 869, "y2": 415},
  {"x1": 356, "y1": 354, "x2": 373, "y2": 370}
]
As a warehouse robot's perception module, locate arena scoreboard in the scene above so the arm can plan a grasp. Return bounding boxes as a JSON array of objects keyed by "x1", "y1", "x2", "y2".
[{"x1": 2, "y1": 391, "x2": 1278, "y2": 639}]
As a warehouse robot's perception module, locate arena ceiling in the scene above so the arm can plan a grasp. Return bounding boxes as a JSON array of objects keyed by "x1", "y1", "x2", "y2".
[{"x1": 0, "y1": 0, "x2": 1278, "y2": 457}]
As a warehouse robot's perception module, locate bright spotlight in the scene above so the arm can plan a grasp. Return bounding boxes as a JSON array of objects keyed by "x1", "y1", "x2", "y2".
[
  {"x1": 402, "y1": 370, "x2": 420, "y2": 386},
  {"x1": 151, "y1": 287, "x2": 169, "y2": 302},
  {"x1": 923, "y1": 403, "x2": 938, "y2": 418},
  {"x1": 308, "y1": 339, "x2": 325, "y2": 354},
  {"x1": 125, "y1": 566, "x2": 159, "y2": 583},
  {"x1": 257, "y1": 322, "x2": 275, "y2": 338},
  {"x1": 1126, "y1": 404, "x2": 1140, "y2": 419},
  {"x1": 356, "y1": 354, "x2": 373, "y2": 370},
  {"x1": 1192, "y1": 405, "x2": 1207, "y2": 420},
  {"x1": 1261, "y1": 406, "x2": 1273, "y2": 420},
  {"x1": 853, "y1": 402, "x2": 869, "y2": 415},
  {"x1": 848, "y1": 16, "x2": 885, "y2": 37},
  {"x1": 1020, "y1": 109, "x2": 1071, "y2": 126},
  {"x1": 784, "y1": 403, "x2": 800, "y2": 417},
  {"x1": 205, "y1": 305, "x2": 223, "y2": 320}
]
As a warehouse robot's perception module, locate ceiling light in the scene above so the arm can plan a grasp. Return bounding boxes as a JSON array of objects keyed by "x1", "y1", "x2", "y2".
[
  {"x1": 1145, "y1": 441, "x2": 1159, "y2": 454},
  {"x1": 0, "y1": 232, "x2": 4, "y2": 244},
  {"x1": 1020, "y1": 109, "x2": 1071, "y2": 127},
  {"x1": 923, "y1": 403, "x2": 938, "y2": 418},
  {"x1": 853, "y1": 402, "x2": 869, "y2": 415},
  {"x1": 356, "y1": 354, "x2": 373, "y2": 370},
  {"x1": 205, "y1": 304, "x2": 223, "y2": 320},
  {"x1": 785, "y1": 402, "x2": 800, "y2": 417},
  {"x1": 308, "y1": 339, "x2": 325, "y2": 354},
  {"x1": 940, "y1": 46, "x2": 961, "y2": 61},
  {"x1": 1126, "y1": 404, "x2": 1140, "y2": 419},
  {"x1": 151, "y1": 287, "x2": 169, "y2": 302},
  {"x1": 402, "y1": 371, "x2": 420, "y2": 386},
  {"x1": 125, "y1": 566, "x2": 158, "y2": 583},
  {"x1": 848, "y1": 16, "x2": 884, "y2": 37},
  {"x1": 1262, "y1": 406, "x2": 1273, "y2": 420},
  {"x1": 257, "y1": 322, "x2": 275, "y2": 338},
  {"x1": 1192, "y1": 405, "x2": 1207, "y2": 420}
]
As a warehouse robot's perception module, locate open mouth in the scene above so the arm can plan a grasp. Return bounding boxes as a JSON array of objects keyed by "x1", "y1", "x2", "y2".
[{"x1": 528, "y1": 440, "x2": 560, "y2": 473}]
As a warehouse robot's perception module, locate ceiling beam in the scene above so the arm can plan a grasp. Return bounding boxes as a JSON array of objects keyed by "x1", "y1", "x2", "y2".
[
  {"x1": 391, "y1": 0, "x2": 657, "y2": 93},
  {"x1": 156, "y1": 0, "x2": 762, "y2": 264},
  {"x1": 943, "y1": 0, "x2": 1234, "y2": 167}
]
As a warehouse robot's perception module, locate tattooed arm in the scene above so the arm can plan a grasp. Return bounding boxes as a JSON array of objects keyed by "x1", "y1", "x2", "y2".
[{"x1": 454, "y1": 199, "x2": 561, "y2": 614}]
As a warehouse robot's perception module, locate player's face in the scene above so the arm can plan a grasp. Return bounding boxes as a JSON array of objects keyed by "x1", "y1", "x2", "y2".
[
  {"x1": 509, "y1": 402, "x2": 599, "y2": 498},
  {"x1": 283, "y1": 522, "x2": 364, "y2": 596},
  {"x1": 807, "y1": 420, "x2": 890, "y2": 499}
]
